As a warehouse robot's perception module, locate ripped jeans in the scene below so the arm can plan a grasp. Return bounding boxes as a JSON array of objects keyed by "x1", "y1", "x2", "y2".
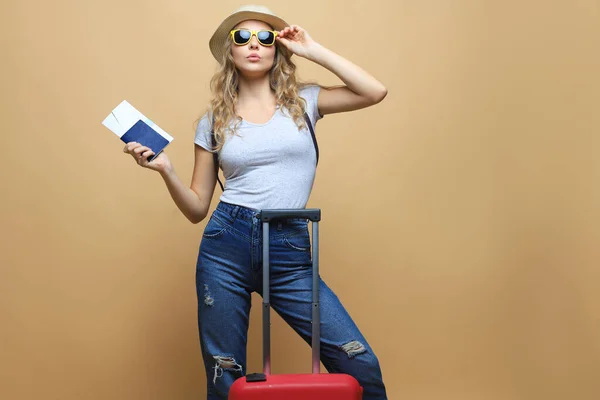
[{"x1": 195, "y1": 201, "x2": 387, "y2": 399}]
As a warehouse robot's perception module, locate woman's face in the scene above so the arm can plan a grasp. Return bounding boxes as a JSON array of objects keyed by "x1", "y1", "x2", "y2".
[{"x1": 230, "y1": 19, "x2": 277, "y2": 78}]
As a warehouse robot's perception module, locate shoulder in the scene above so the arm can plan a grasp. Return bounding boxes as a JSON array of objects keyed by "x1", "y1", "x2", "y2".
[
  {"x1": 194, "y1": 110, "x2": 214, "y2": 150},
  {"x1": 298, "y1": 84, "x2": 323, "y2": 122},
  {"x1": 195, "y1": 110, "x2": 214, "y2": 132},
  {"x1": 298, "y1": 84, "x2": 321, "y2": 99}
]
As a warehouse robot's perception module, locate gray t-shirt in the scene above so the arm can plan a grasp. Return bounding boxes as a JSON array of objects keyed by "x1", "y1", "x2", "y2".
[{"x1": 194, "y1": 85, "x2": 322, "y2": 210}]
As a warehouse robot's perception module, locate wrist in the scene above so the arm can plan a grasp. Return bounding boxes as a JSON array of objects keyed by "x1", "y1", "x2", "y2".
[
  {"x1": 159, "y1": 164, "x2": 175, "y2": 179},
  {"x1": 305, "y1": 42, "x2": 327, "y2": 62}
]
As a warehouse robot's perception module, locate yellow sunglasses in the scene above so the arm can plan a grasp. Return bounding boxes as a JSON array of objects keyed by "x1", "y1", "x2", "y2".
[{"x1": 230, "y1": 29, "x2": 278, "y2": 46}]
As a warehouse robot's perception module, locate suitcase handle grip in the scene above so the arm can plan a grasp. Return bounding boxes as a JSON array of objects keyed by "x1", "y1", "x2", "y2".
[{"x1": 260, "y1": 209, "x2": 321, "y2": 222}]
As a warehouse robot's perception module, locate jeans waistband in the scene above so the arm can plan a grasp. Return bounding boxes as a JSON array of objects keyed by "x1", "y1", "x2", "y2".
[{"x1": 215, "y1": 201, "x2": 260, "y2": 222}]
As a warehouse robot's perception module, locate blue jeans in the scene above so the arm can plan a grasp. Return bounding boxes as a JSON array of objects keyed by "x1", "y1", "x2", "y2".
[{"x1": 195, "y1": 201, "x2": 387, "y2": 399}]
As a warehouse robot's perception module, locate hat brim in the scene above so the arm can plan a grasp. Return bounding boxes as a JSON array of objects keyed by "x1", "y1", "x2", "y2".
[{"x1": 209, "y1": 11, "x2": 289, "y2": 62}]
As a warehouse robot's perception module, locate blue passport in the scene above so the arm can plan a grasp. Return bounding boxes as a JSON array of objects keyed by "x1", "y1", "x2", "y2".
[{"x1": 121, "y1": 119, "x2": 170, "y2": 162}]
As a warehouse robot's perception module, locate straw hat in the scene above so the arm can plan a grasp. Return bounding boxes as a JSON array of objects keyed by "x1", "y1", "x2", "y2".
[{"x1": 209, "y1": 5, "x2": 289, "y2": 63}]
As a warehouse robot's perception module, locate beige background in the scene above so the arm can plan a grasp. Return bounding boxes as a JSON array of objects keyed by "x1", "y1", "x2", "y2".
[{"x1": 1, "y1": 0, "x2": 599, "y2": 399}]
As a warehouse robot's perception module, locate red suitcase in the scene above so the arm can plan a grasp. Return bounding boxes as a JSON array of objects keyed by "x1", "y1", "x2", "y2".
[{"x1": 228, "y1": 209, "x2": 363, "y2": 400}]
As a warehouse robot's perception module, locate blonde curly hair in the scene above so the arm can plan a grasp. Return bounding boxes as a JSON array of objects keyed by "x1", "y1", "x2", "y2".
[{"x1": 203, "y1": 36, "x2": 314, "y2": 152}]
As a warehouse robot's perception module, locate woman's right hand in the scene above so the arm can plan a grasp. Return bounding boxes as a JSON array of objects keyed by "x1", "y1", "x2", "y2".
[{"x1": 123, "y1": 142, "x2": 172, "y2": 174}]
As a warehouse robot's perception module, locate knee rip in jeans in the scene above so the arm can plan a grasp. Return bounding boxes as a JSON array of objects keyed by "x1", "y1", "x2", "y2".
[
  {"x1": 204, "y1": 284, "x2": 214, "y2": 306},
  {"x1": 212, "y1": 355, "x2": 243, "y2": 384},
  {"x1": 341, "y1": 340, "x2": 367, "y2": 358}
]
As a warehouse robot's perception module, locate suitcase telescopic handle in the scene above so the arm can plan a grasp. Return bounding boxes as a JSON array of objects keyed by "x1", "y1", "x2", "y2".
[
  {"x1": 260, "y1": 209, "x2": 321, "y2": 376},
  {"x1": 260, "y1": 209, "x2": 321, "y2": 222}
]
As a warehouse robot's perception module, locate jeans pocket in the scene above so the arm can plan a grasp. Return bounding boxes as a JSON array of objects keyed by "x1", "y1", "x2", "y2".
[
  {"x1": 202, "y1": 215, "x2": 228, "y2": 239},
  {"x1": 282, "y1": 229, "x2": 311, "y2": 252}
]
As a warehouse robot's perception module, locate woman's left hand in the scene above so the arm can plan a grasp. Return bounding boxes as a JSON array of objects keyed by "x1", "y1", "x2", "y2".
[{"x1": 276, "y1": 25, "x2": 318, "y2": 59}]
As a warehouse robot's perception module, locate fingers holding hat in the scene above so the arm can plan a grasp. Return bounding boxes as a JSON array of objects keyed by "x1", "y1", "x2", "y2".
[
  {"x1": 278, "y1": 25, "x2": 301, "y2": 40},
  {"x1": 276, "y1": 25, "x2": 316, "y2": 58}
]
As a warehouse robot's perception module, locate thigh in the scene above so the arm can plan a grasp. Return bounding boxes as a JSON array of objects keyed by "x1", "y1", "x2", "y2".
[
  {"x1": 196, "y1": 212, "x2": 253, "y2": 398},
  {"x1": 265, "y1": 223, "x2": 374, "y2": 367}
]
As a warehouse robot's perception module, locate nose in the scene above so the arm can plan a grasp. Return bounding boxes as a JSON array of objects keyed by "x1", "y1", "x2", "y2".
[{"x1": 248, "y1": 34, "x2": 259, "y2": 50}]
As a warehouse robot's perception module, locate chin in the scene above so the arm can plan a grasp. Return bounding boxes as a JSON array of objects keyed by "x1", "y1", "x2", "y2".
[{"x1": 236, "y1": 62, "x2": 273, "y2": 78}]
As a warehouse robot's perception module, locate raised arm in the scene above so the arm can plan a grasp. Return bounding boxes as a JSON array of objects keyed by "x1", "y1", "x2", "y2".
[{"x1": 277, "y1": 25, "x2": 388, "y2": 116}]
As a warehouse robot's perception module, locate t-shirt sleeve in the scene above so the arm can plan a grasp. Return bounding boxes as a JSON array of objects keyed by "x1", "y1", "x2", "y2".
[
  {"x1": 300, "y1": 85, "x2": 323, "y2": 127},
  {"x1": 194, "y1": 112, "x2": 213, "y2": 152}
]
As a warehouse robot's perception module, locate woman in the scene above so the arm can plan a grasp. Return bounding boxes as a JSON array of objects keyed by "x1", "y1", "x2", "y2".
[{"x1": 123, "y1": 5, "x2": 388, "y2": 399}]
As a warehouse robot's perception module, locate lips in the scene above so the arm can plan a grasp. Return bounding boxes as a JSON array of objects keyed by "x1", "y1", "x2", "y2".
[{"x1": 247, "y1": 54, "x2": 261, "y2": 61}]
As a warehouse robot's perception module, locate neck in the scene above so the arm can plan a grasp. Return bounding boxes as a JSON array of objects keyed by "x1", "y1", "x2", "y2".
[{"x1": 237, "y1": 74, "x2": 275, "y2": 106}]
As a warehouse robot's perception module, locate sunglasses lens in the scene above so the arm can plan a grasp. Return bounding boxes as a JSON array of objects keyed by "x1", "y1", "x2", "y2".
[
  {"x1": 234, "y1": 29, "x2": 251, "y2": 44},
  {"x1": 257, "y1": 31, "x2": 275, "y2": 45}
]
